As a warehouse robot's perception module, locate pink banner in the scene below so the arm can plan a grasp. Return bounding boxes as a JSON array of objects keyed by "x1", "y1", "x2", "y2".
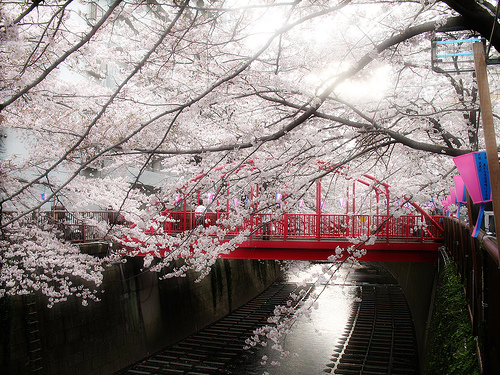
[
  {"x1": 453, "y1": 151, "x2": 491, "y2": 204},
  {"x1": 450, "y1": 188, "x2": 456, "y2": 204},
  {"x1": 453, "y1": 175, "x2": 466, "y2": 203},
  {"x1": 453, "y1": 151, "x2": 491, "y2": 237}
]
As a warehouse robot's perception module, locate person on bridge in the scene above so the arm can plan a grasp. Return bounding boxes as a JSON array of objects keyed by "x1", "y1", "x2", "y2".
[{"x1": 195, "y1": 199, "x2": 207, "y2": 226}]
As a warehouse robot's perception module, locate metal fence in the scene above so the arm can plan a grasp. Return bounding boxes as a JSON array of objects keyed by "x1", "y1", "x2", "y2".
[
  {"x1": 2, "y1": 210, "x2": 117, "y2": 243},
  {"x1": 2, "y1": 209, "x2": 444, "y2": 245},
  {"x1": 442, "y1": 217, "x2": 500, "y2": 373},
  {"x1": 162, "y1": 211, "x2": 443, "y2": 243}
]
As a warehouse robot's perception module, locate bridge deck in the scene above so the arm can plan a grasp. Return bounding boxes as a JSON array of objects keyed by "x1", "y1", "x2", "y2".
[{"x1": 219, "y1": 238, "x2": 441, "y2": 262}]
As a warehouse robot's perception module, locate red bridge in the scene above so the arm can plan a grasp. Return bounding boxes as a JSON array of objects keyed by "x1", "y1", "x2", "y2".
[
  {"x1": 120, "y1": 170, "x2": 444, "y2": 262},
  {"x1": 46, "y1": 205, "x2": 443, "y2": 262},
  {"x1": 158, "y1": 210, "x2": 443, "y2": 262},
  {"x1": 41, "y1": 167, "x2": 444, "y2": 262}
]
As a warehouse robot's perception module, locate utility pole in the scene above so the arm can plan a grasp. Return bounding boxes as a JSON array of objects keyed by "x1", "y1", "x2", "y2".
[{"x1": 473, "y1": 42, "x2": 500, "y2": 240}]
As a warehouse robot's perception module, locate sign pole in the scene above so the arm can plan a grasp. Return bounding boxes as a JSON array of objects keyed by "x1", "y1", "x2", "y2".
[{"x1": 473, "y1": 42, "x2": 500, "y2": 239}]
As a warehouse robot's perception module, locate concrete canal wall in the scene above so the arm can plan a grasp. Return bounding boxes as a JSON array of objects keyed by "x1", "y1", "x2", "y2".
[
  {"x1": 0, "y1": 246, "x2": 282, "y2": 375},
  {"x1": 380, "y1": 261, "x2": 439, "y2": 367}
]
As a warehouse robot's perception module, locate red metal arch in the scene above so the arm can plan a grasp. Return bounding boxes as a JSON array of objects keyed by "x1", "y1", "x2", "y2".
[{"x1": 176, "y1": 160, "x2": 441, "y2": 234}]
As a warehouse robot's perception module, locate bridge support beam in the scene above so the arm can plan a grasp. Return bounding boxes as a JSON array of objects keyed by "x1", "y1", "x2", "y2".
[{"x1": 218, "y1": 240, "x2": 440, "y2": 262}]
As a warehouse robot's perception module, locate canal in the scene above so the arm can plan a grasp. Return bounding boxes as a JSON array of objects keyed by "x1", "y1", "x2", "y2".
[{"x1": 117, "y1": 261, "x2": 419, "y2": 374}]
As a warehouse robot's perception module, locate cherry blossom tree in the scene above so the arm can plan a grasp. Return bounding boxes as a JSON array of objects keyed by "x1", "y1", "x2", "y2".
[{"x1": 1, "y1": 0, "x2": 500, "y2": 305}]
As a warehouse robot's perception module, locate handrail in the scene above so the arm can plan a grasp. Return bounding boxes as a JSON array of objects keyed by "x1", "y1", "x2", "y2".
[
  {"x1": 447, "y1": 216, "x2": 499, "y2": 266},
  {"x1": 2, "y1": 209, "x2": 444, "y2": 245},
  {"x1": 2, "y1": 209, "x2": 115, "y2": 243},
  {"x1": 441, "y1": 217, "x2": 499, "y2": 373},
  {"x1": 478, "y1": 229, "x2": 499, "y2": 266},
  {"x1": 161, "y1": 210, "x2": 444, "y2": 243}
]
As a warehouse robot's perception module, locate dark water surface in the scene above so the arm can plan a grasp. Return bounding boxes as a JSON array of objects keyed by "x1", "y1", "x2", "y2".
[
  {"x1": 229, "y1": 262, "x2": 417, "y2": 375},
  {"x1": 118, "y1": 262, "x2": 418, "y2": 375}
]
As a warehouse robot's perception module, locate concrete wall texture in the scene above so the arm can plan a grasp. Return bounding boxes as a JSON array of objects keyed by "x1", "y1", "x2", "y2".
[
  {"x1": 0, "y1": 256, "x2": 282, "y2": 375},
  {"x1": 380, "y1": 261, "x2": 438, "y2": 365}
]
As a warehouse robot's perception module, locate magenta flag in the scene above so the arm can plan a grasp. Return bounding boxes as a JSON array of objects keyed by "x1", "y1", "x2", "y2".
[
  {"x1": 450, "y1": 188, "x2": 456, "y2": 204},
  {"x1": 453, "y1": 151, "x2": 491, "y2": 204},
  {"x1": 453, "y1": 175, "x2": 466, "y2": 203},
  {"x1": 453, "y1": 151, "x2": 492, "y2": 237}
]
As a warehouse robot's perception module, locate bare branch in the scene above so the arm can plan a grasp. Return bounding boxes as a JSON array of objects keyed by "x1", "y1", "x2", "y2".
[{"x1": 0, "y1": 0, "x2": 123, "y2": 111}]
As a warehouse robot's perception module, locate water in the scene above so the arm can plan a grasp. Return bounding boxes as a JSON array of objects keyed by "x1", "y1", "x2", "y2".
[
  {"x1": 245, "y1": 282, "x2": 355, "y2": 374},
  {"x1": 118, "y1": 261, "x2": 417, "y2": 375},
  {"x1": 227, "y1": 261, "x2": 403, "y2": 374},
  {"x1": 229, "y1": 261, "x2": 415, "y2": 375}
]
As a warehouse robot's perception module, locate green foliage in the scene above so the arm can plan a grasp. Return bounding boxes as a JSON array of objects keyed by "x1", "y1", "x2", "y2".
[{"x1": 425, "y1": 262, "x2": 480, "y2": 375}]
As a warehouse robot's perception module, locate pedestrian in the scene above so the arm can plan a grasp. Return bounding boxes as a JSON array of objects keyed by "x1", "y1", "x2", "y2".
[{"x1": 195, "y1": 199, "x2": 207, "y2": 226}]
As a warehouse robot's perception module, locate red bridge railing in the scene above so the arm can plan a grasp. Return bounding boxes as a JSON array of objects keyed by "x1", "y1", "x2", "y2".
[
  {"x1": 5, "y1": 209, "x2": 443, "y2": 245},
  {"x1": 162, "y1": 211, "x2": 443, "y2": 243}
]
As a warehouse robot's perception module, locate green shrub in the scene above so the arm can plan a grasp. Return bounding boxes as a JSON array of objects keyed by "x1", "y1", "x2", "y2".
[{"x1": 425, "y1": 262, "x2": 480, "y2": 375}]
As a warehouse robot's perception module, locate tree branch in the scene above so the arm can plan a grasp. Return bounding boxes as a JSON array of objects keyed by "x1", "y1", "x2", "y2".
[
  {"x1": 0, "y1": 0, "x2": 123, "y2": 112},
  {"x1": 133, "y1": 16, "x2": 470, "y2": 158},
  {"x1": 442, "y1": 0, "x2": 500, "y2": 52}
]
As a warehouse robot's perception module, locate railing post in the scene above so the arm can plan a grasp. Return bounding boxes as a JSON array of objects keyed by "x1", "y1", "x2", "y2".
[
  {"x1": 250, "y1": 213, "x2": 253, "y2": 241},
  {"x1": 421, "y1": 215, "x2": 425, "y2": 240},
  {"x1": 352, "y1": 182, "x2": 355, "y2": 213},
  {"x1": 284, "y1": 213, "x2": 288, "y2": 241},
  {"x1": 368, "y1": 215, "x2": 370, "y2": 238},
  {"x1": 316, "y1": 181, "x2": 321, "y2": 241},
  {"x1": 183, "y1": 198, "x2": 187, "y2": 231},
  {"x1": 385, "y1": 216, "x2": 389, "y2": 243}
]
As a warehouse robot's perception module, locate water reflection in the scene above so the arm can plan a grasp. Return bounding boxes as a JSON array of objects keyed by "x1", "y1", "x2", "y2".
[
  {"x1": 118, "y1": 261, "x2": 412, "y2": 375},
  {"x1": 235, "y1": 261, "x2": 401, "y2": 374}
]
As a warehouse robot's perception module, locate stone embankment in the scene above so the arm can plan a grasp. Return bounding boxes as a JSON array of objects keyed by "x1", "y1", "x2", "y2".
[{"x1": 0, "y1": 246, "x2": 282, "y2": 375}]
